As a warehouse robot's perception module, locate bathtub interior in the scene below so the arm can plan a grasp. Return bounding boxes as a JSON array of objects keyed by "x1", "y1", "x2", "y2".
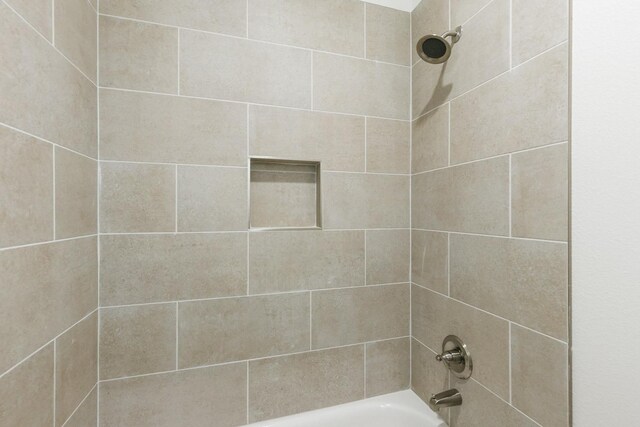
[{"x1": 246, "y1": 390, "x2": 447, "y2": 427}]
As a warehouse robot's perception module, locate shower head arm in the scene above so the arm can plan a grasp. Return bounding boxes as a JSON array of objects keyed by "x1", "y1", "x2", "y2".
[{"x1": 441, "y1": 26, "x2": 463, "y2": 44}]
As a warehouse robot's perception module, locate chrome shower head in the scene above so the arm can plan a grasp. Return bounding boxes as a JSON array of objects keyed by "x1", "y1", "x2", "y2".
[{"x1": 416, "y1": 26, "x2": 462, "y2": 64}]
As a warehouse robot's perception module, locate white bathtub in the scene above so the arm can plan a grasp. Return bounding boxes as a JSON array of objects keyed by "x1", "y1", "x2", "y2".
[{"x1": 246, "y1": 390, "x2": 448, "y2": 427}]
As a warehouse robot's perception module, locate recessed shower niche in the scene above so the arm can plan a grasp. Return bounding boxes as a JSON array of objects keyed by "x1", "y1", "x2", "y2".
[{"x1": 249, "y1": 158, "x2": 322, "y2": 230}]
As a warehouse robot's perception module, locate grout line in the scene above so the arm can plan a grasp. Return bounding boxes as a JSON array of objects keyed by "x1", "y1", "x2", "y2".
[
  {"x1": 412, "y1": 141, "x2": 569, "y2": 175},
  {"x1": 99, "y1": 336, "x2": 412, "y2": 383},
  {"x1": 412, "y1": 282, "x2": 569, "y2": 345},
  {"x1": 52, "y1": 147, "x2": 56, "y2": 241},
  {"x1": 309, "y1": 292, "x2": 313, "y2": 350},
  {"x1": 0, "y1": 308, "x2": 98, "y2": 381},
  {"x1": 98, "y1": 13, "x2": 409, "y2": 69},
  {"x1": 447, "y1": 102, "x2": 451, "y2": 165},
  {"x1": 97, "y1": 159, "x2": 410, "y2": 176},
  {"x1": 53, "y1": 339, "x2": 57, "y2": 426},
  {"x1": 174, "y1": 165, "x2": 178, "y2": 232},
  {"x1": 99, "y1": 158, "x2": 247, "y2": 169},
  {"x1": 412, "y1": 40, "x2": 569, "y2": 122},
  {"x1": 245, "y1": 0, "x2": 249, "y2": 38},
  {"x1": 460, "y1": 0, "x2": 496, "y2": 27},
  {"x1": 98, "y1": 86, "x2": 411, "y2": 122},
  {"x1": 447, "y1": 233, "x2": 451, "y2": 295},
  {"x1": 310, "y1": 51, "x2": 314, "y2": 109},
  {"x1": 364, "y1": 116, "x2": 367, "y2": 172},
  {"x1": 408, "y1": 6, "x2": 413, "y2": 390},
  {"x1": 363, "y1": 231, "x2": 367, "y2": 285},
  {"x1": 363, "y1": 3, "x2": 367, "y2": 59},
  {"x1": 52, "y1": 0, "x2": 55, "y2": 45},
  {"x1": 509, "y1": 154, "x2": 513, "y2": 237},
  {"x1": 99, "y1": 228, "x2": 411, "y2": 236},
  {"x1": 508, "y1": 322, "x2": 513, "y2": 403},
  {"x1": 246, "y1": 362, "x2": 249, "y2": 424},
  {"x1": 101, "y1": 282, "x2": 410, "y2": 310},
  {"x1": 509, "y1": 0, "x2": 513, "y2": 69},
  {"x1": 60, "y1": 383, "x2": 98, "y2": 427},
  {"x1": 0, "y1": 234, "x2": 98, "y2": 253},
  {"x1": 470, "y1": 377, "x2": 543, "y2": 426},
  {"x1": 0, "y1": 122, "x2": 98, "y2": 162},
  {"x1": 363, "y1": 343, "x2": 367, "y2": 398},
  {"x1": 411, "y1": 228, "x2": 568, "y2": 245},
  {"x1": 96, "y1": 4, "x2": 101, "y2": 423},
  {"x1": 177, "y1": 29, "x2": 181, "y2": 95}
]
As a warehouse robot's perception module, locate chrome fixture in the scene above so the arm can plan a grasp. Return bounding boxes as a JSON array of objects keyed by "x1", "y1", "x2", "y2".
[
  {"x1": 435, "y1": 335, "x2": 472, "y2": 380},
  {"x1": 416, "y1": 26, "x2": 462, "y2": 64},
  {"x1": 428, "y1": 388, "x2": 463, "y2": 412}
]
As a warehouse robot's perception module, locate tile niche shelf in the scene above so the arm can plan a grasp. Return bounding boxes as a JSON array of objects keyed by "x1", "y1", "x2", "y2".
[{"x1": 249, "y1": 157, "x2": 322, "y2": 231}]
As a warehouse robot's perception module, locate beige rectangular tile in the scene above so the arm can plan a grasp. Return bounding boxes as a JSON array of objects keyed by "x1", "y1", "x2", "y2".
[
  {"x1": 314, "y1": 52, "x2": 410, "y2": 120},
  {"x1": 99, "y1": 363, "x2": 246, "y2": 427},
  {"x1": 323, "y1": 172, "x2": 410, "y2": 229},
  {"x1": 64, "y1": 387, "x2": 97, "y2": 427},
  {"x1": 366, "y1": 118, "x2": 410, "y2": 174},
  {"x1": 412, "y1": 104, "x2": 449, "y2": 173},
  {"x1": 512, "y1": 0, "x2": 568, "y2": 66},
  {"x1": 366, "y1": 229, "x2": 410, "y2": 285},
  {"x1": 411, "y1": 339, "x2": 449, "y2": 407},
  {"x1": 179, "y1": 293, "x2": 309, "y2": 368},
  {"x1": 4, "y1": 0, "x2": 52, "y2": 40},
  {"x1": 100, "y1": 304, "x2": 176, "y2": 380},
  {"x1": 449, "y1": 378, "x2": 538, "y2": 427},
  {"x1": 412, "y1": 0, "x2": 510, "y2": 117},
  {"x1": 250, "y1": 169, "x2": 317, "y2": 229},
  {"x1": 100, "y1": 89, "x2": 247, "y2": 165},
  {"x1": 451, "y1": 44, "x2": 569, "y2": 163},
  {"x1": 450, "y1": 234, "x2": 568, "y2": 340},
  {"x1": 512, "y1": 144, "x2": 568, "y2": 241},
  {"x1": 366, "y1": 337, "x2": 410, "y2": 397},
  {"x1": 411, "y1": 0, "x2": 448, "y2": 65},
  {"x1": 0, "y1": 344, "x2": 53, "y2": 426},
  {"x1": 312, "y1": 283, "x2": 409, "y2": 348},
  {"x1": 99, "y1": 16, "x2": 178, "y2": 93},
  {"x1": 511, "y1": 325, "x2": 569, "y2": 427},
  {"x1": 1, "y1": 3, "x2": 96, "y2": 157},
  {"x1": 99, "y1": 162, "x2": 175, "y2": 233},
  {"x1": 0, "y1": 126, "x2": 53, "y2": 248},
  {"x1": 181, "y1": 30, "x2": 311, "y2": 108},
  {"x1": 450, "y1": 0, "x2": 492, "y2": 24},
  {"x1": 100, "y1": 233, "x2": 246, "y2": 306},
  {"x1": 249, "y1": 0, "x2": 364, "y2": 57},
  {"x1": 412, "y1": 285, "x2": 510, "y2": 399},
  {"x1": 411, "y1": 157, "x2": 509, "y2": 235},
  {"x1": 248, "y1": 346, "x2": 364, "y2": 422},
  {"x1": 249, "y1": 230, "x2": 364, "y2": 294},
  {"x1": 411, "y1": 230, "x2": 448, "y2": 294},
  {"x1": 54, "y1": 0, "x2": 97, "y2": 82},
  {"x1": 55, "y1": 148, "x2": 97, "y2": 239},
  {"x1": 366, "y1": 4, "x2": 410, "y2": 66},
  {"x1": 178, "y1": 166, "x2": 247, "y2": 232},
  {"x1": 0, "y1": 237, "x2": 97, "y2": 373},
  {"x1": 56, "y1": 312, "x2": 97, "y2": 427},
  {"x1": 100, "y1": 0, "x2": 246, "y2": 36},
  {"x1": 249, "y1": 105, "x2": 365, "y2": 172}
]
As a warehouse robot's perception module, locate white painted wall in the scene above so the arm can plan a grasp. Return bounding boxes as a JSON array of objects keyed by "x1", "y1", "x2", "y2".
[
  {"x1": 363, "y1": 0, "x2": 421, "y2": 12},
  {"x1": 572, "y1": 0, "x2": 640, "y2": 424}
]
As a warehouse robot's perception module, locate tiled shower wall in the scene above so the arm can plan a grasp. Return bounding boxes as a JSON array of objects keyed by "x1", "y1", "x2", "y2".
[
  {"x1": 97, "y1": 1, "x2": 411, "y2": 425},
  {"x1": 410, "y1": 0, "x2": 569, "y2": 426},
  {"x1": 0, "y1": 0, "x2": 98, "y2": 426}
]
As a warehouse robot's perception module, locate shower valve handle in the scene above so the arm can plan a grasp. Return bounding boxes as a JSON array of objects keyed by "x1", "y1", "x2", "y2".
[{"x1": 435, "y1": 348, "x2": 464, "y2": 364}]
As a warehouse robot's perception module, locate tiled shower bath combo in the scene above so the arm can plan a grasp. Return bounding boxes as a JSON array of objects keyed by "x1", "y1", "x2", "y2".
[{"x1": 0, "y1": 0, "x2": 569, "y2": 426}]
